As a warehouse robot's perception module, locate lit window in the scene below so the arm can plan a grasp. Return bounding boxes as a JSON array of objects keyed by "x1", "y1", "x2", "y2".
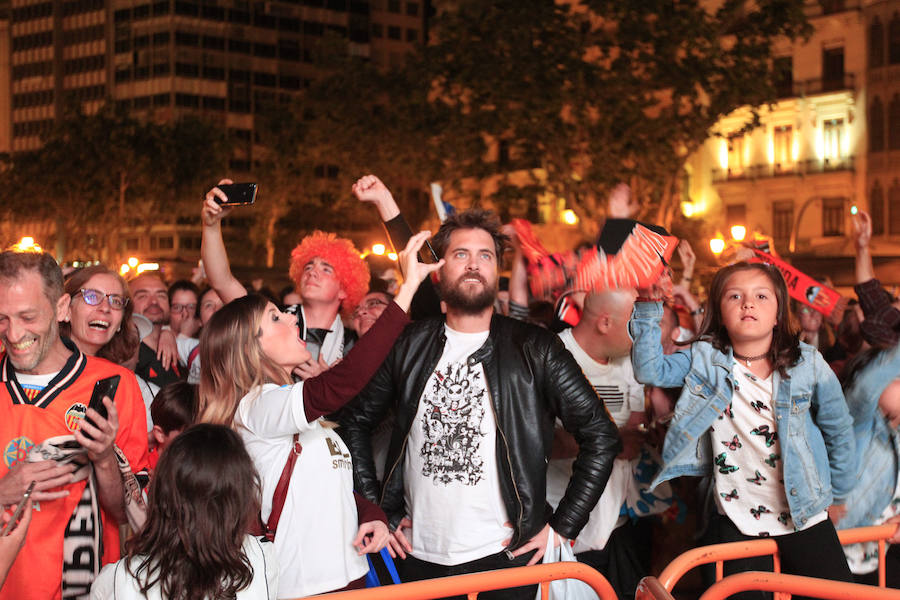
[{"x1": 823, "y1": 119, "x2": 843, "y2": 161}]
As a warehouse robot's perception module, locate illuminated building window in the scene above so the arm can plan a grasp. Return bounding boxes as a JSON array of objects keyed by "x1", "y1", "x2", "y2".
[
  {"x1": 822, "y1": 198, "x2": 844, "y2": 237},
  {"x1": 870, "y1": 97, "x2": 885, "y2": 152},
  {"x1": 870, "y1": 17, "x2": 885, "y2": 68},
  {"x1": 773, "y1": 201, "x2": 793, "y2": 241},
  {"x1": 727, "y1": 134, "x2": 746, "y2": 176},
  {"x1": 773, "y1": 125, "x2": 793, "y2": 172},
  {"x1": 823, "y1": 119, "x2": 843, "y2": 161},
  {"x1": 871, "y1": 181, "x2": 885, "y2": 236}
]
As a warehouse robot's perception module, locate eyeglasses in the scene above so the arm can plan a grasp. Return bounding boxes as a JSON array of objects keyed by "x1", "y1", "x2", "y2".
[
  {"x1": 353, "y1": 298, "x2": 389, "y2": 318},
  {"x1": 171, "y1": 303, "x2": 197, "y2": 313},
  {"x1": 78, "y1": 288, "x2": 129, "y2": 310}
]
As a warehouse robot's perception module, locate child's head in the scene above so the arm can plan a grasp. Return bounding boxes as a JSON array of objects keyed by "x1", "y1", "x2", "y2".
[
  {"x1": 150, "y1": 382, "x2": 196, "y2": 451},
  {"x1": 198, "y1": 294, "x2": 294, "y2": 426},
  {"x1": 127, "y1": 424, "x2": 260, "y2": 598},
  {"x1": 695, "y1": 262, "x2": 800, "y2": 374}
]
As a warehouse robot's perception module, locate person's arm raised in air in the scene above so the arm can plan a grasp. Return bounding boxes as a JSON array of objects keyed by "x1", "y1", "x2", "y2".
[
  {"x1": 302, "y1": 231, "x2": 443, "y2": 422},
  {"x1": 201, "y1": 179, "x2": 248, "y2": 304},
  {"x1": 352, "y1": 174, "x2": 442, "y2": 320},
  {"x1": 630, "y1": 280, "x2": 693, "y2": 389},
  {"x1": 501, "y1": 224, "x2": 530, "y2": 320},
  {"x1": 853, "y1": 210, "x2": 900, "y2": 347}
]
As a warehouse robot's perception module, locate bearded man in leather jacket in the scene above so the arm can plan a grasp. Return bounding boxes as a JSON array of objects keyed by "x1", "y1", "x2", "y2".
[{"x1": 340, "y1": 209, "x2": 620, "y2": 597}]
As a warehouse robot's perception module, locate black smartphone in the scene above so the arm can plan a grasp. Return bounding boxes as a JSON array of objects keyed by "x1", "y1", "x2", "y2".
[
  {"x1": 422, "y1": 239, "x2": 440, "y2": 263},
  {"x1": 215, "y1": 183, "x2": 258, "y2": 205},
  {"x1": 1, "y1": 481, "x2": 34, "y2": 536},
  {"x1": 87, "y1": 375, "x2": 120, "y2": 424}
]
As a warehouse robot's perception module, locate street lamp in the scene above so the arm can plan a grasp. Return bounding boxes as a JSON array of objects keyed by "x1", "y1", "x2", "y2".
[
  {"x1": 372, "y1": 243, "x2": 386, "y2": 256},
  {"x1": 730, "y1": 225, "x2": 747, "y2": 242},
  {"x1": 12, "y1": 237, "x2": 42, "y2": 253},
  {"x1": 709, "y1": 236, "x2": 726, "y2": 257},
  {"x1": 561, "y1": 209, "x2": 578, "y2": 225}
]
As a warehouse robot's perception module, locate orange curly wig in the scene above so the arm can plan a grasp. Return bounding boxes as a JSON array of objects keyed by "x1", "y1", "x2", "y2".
[{"x1": 289, "y1": 231, "x2": 370, "y2": 315}]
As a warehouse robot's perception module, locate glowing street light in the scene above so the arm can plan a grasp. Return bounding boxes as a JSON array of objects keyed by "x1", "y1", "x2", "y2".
[
  {"x1": 372, "y1": 243, "x2": 386, "y2": 256},
  {"x1": 730, "y1": 225, "x2": 747, "y2": 242},
  {"x1": 127, "y1": 257, "x2": 139, "y2": 268},
  {"x1": 119, "y1": 264, "x2": 130, "y2": 276},
  {"x1": 387, "y1": 252, "x2": 398, "y2": 261},
  {"x1": 709, "y1": 237, "x2": 726, "y2": 256},
  {"x1": 12, "y1": 236, "x2": 42, "y2": 253},
  {"x1": 136, "y1": 262, "x2": 160, "y2": 274},
  {"x1": 561, "y1": 209, "x2": 578, "y2": 225}
]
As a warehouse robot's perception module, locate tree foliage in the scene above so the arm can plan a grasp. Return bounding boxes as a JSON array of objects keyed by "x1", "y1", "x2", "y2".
[
  {"x1": 1, "y1": 103, "x2": 229, "y2": 262},
  {"x1": 310, "y1": 0, "x2": 811, "y2": 235}
]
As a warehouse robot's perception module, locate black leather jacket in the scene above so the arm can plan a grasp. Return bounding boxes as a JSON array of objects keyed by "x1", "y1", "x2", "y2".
[{"x1": 340, "y1": 314, "x2": 621, "y2": 549}]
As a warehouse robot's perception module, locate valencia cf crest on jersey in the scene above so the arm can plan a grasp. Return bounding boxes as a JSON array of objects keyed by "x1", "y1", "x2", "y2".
[
  {"x1": 64, "y1": 403, "x2": 88, "y2": 432},
  {"x1": 3, "y1": 436, "x2": 33, "y2": 468}
]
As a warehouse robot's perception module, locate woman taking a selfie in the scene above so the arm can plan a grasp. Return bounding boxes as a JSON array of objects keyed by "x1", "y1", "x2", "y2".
[{"x1": 198, "y1": 232, "x2": 440, "y2": 598}]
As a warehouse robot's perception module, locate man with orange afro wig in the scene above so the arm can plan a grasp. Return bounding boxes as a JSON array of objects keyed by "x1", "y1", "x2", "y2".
[{"x1": 286, "y1": 231, "x2": 369, "y2": 374}]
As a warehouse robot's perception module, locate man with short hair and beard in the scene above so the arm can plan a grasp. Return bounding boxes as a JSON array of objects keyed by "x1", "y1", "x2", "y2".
[
  {"x1": 129, "y1": 273, "x2": 180, "y2": 387},
  {"x1": 0, "y1": 251, "x2": 148, "y2": 600},
  {"x1": 341, "y1": 210, "x2": 620, "y2": 598}
]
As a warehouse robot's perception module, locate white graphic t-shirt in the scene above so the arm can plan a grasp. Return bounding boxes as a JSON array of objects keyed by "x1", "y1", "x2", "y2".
[
  {"x1": 404, "y1": 325, "x2": 510, "y2": 566},
  {"x1": 711, "y1": 363, "x2": 826, "y2": 537}
]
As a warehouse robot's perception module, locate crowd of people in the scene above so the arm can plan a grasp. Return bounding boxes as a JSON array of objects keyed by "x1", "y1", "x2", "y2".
[{"x1": 0, "y1": 174, "x2": 898, "y2": 600}]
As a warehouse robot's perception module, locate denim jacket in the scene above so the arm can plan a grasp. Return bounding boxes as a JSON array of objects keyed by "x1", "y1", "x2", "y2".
[
  {"x1": 629, "y1": 301, "x2": 856, "y2": 527},
  {"x1": 839, "y1": 343, "x2": 900, "y2": 530}
]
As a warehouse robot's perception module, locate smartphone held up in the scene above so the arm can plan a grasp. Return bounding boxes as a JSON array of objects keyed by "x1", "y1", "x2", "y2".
[
  {"x1": 214, "y1": 183, "x2": 258, "y2": 206},
  {"x1": 82, "y1": 375, "x2": 120, "y2": 441}
]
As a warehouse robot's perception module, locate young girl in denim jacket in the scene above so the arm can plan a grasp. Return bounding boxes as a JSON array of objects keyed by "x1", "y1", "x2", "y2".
[
  {"x1": 838, "y1": 343, "x2": 900, "y2": 586},
  {"x1": 629, "y1": 262, "x2": 856, "y2": 591}
]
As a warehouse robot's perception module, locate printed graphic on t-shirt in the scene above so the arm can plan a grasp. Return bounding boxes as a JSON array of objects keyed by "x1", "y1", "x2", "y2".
[
  {"x1": 419, "y1": 362, "x2": 487, "y2": 486},
  {"x1": 593, "y1": 385, "x2": 624, "y2": 416}
]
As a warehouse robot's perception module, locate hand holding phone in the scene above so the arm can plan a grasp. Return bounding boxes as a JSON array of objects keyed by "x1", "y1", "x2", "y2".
[
  {"x1": 1, "y1": 482, "x2": 34, "y2": 537},
  {"x1": 84, "y1": 376, "x2": 119, "y2": 441},
  {"x1": 214, "y1": 183, "x2": 258, "y2": 205}
]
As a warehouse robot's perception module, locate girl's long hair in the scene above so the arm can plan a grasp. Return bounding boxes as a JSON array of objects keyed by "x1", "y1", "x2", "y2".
[
  {"x1": 125, "y1": 424, "x2": 261, "y2": 600},
  {"x1": 687, "y1": 261, "x2": 801, "y2": 377},
  {"x1": 197, "y1": 294, "x2": 291, "y2": 426},
  {"x1": 60, "y1": 265, "x2": 139, "y2": 365}
]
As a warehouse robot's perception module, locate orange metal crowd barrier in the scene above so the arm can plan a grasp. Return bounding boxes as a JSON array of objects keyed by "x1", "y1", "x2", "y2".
[
  {"x1": 641, "y1": 523, "x2": 898, "y2": 598},
  {"x1": 310, "y1": 562, "x2": 618, "y2": 600},
  {"x1": 699, "y1": 572, "x2": 900, "y2": 600}
]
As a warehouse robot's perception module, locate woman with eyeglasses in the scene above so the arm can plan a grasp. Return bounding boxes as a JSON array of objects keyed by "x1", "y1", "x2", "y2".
[{"x1": 61, "y1": 266, "x2": 139, "y2": 366}]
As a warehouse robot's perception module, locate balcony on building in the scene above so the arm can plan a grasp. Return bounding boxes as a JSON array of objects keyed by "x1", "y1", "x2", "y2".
[{"x1": 712, "y1": 156, "x2": 855, "y2": 183}]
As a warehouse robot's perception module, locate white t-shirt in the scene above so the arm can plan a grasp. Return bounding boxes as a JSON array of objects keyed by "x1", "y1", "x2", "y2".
[
  {"x1": 90, "y1": 535, "x2": 278, "y2": 600},
  {"x1": 16, "y1": 372, "x2": 57, "y2": 398},
  {"x1": 403, "y1": 325, "x2": 511, "y2": 565},
  {"x1": 550, "y1": 330, "x2": 640, "y2": 552},
  {"x1": 557, "y1": 329, "x2": 644, "y2": 427},
  {"x1": 175, "y1": 335, "x2": 201, "y2": 385},
  {"x1": 235, "y1": 383, "x2": 368, "y2": 598},
  {"x1": 712, "y1": 363, "x2": 826, "y2": 537}
]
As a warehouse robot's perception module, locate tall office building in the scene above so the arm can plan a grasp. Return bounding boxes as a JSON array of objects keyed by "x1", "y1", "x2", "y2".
[{"x1": 6, "y1": 0, "x2": 426, "y2": 158}]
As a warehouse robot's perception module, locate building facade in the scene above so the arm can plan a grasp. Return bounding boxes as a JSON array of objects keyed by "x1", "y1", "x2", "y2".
[{"x1": 683, "y1": 0, "x2": 900, "y2": 288}]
